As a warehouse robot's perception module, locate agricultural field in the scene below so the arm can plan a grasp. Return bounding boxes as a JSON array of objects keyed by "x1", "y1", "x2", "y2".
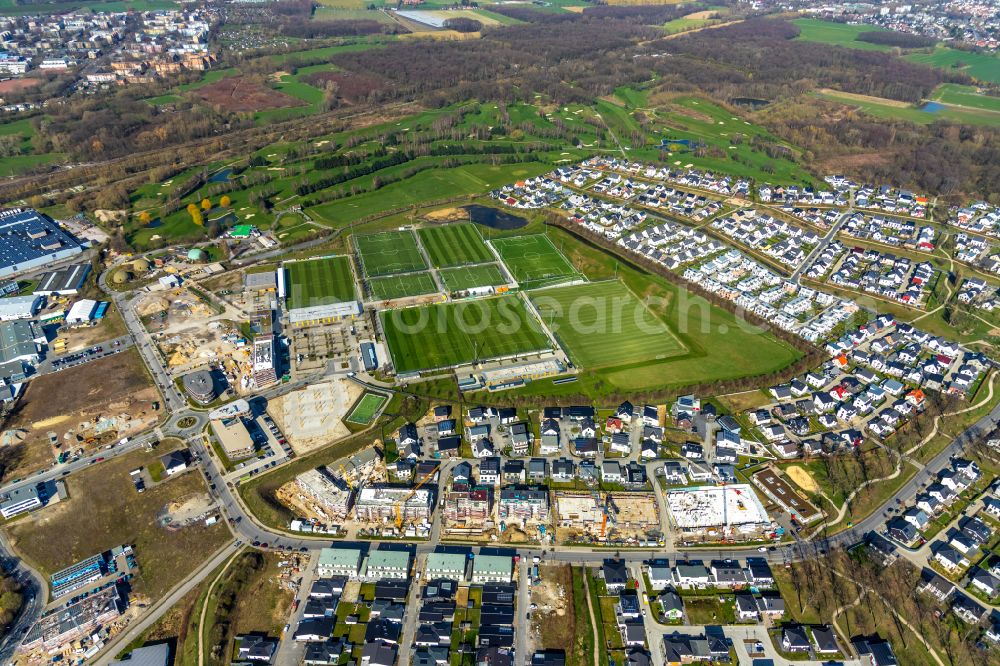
[
  {"x1": 439, "y1": 264, "x2": 508, "y2": 292},
  {"x1": 367, "y1": 271, "x2": 439, "y2": 300},
  {"x1": 380, "y1": 294, "x2": 551, "y2": 373},
  {"x1": 417, "y1": 223, "x2": 493, "y2": 267},
  {"x1": 791, "y1": 18, "x2": 892, "y2": 51},
  {"x1": 355, "y1": 229, "x2": 427, "y2": 277},
  {"x1": 284, "y1": 256, "x2": 357, "y2": 310},
  {"x1": 491, "y1": 234, "x2": 580, "y2": 288},
  {"x1": 529, "y1": 280, "x2": 686, "y2": 369},
  {"x1": 345, "y1": 392, "x2": 388, "y2": 425}
]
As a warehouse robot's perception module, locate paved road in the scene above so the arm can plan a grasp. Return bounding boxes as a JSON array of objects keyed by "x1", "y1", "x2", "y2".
[
  {"x1": 792, "y1": 207, "x2": 851, "y2": 283},
  {"x1": 0, "y1": 532, "x2": 45, "y2": 665},
  {"x1": 91, "y1": 540, "x2": 241, "y2": 666},
  {"x1": 8, "y1": 253, "x2": 998, "y2": 662}
]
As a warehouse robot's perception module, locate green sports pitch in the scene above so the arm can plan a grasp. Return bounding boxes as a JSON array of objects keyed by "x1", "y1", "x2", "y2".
[
  {"x1": 355, "y1": 229, "x2": 427, "y2": 277},
  {"x1": 417, "y1": 223, "x2": 494, "y2": 268},
  {"x1": 491, "y1": 234, "x2": 580, "y2": 288},
  {"x1": 380, "y1": 294, "x2": 551, "y2": 374},
  {"x1": 439, "y1": 264, "x2": 507, "y2": 292},
  {"x1": 368, "y1": 272, "x2": 439, "y2": 300},
  {"x1": 284, "y1": 256, "x2": 356, "y2": 310},
  {"x1": 529, "y1": 281, "x2": 685, "y2": 369},
  {"x1": 346, "y1": 392, "x2": 388, "y2": 425}
]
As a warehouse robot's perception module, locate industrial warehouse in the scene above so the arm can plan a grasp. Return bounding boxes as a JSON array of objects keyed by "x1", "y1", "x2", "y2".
[{"x1": 0, "y1": 209, "x2": 84, "y2": 279}]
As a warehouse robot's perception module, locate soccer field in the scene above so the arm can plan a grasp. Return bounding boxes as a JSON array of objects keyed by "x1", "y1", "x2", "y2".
[
  {"x1": 355, "y1": 230, "x2": 427, "y2": 277},
  {"x1": 417, "y1": 223, "x2": 493, "y2": 268},
  {"x1": 284, "y1": 256, "x2": 356, "y2": 310},
  {"x1": 439, "y1": 264, "x2": 507, "y2": 292},
  {"x1": 368, "y1": 272, "x2": 439, "y2": 300},
  {"x1": 380, "y1": 294, "x2": 551, "y2": 373},
  {"x1": 346, "y1": 392, "x2": 387, "y2": 424},
  {"x1": 529, "y1": 281, "x2": 685, "y2": 369},
  {"x1": 492, "y1": 234, "x2": 579, "y2": 288}
]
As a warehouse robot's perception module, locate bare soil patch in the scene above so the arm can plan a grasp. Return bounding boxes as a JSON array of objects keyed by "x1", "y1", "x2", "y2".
[
  {"x1": 193, "y1": 76, "x2": 303, "y2": 113},
  {"x1": 786, "y1": 465, "x2": 820, "y2": 493},
  {"x1": 6, "y1": 446, "x2": 230, "y2": 602},
  {"x1": 0, "y1": 78, "x2": 41, "y2": 93},
  {"x1": 1, "y1": 348, "x2": 160, "y2": 480}
]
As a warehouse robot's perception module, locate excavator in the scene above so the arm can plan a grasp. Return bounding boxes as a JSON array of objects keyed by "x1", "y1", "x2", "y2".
[
  {"x1": 394, "y1": 462, "x2": 440, "y2": 529},
  {"x1": 600, "y1": 493, "x2": 619, "y2": 539}
]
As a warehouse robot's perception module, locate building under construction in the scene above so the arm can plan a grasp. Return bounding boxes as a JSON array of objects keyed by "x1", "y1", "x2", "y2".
[
  {"x1": 498, "y1": 486, "x2": 549, "y2": 523},
  {"x1": 295, "y1": 468, "x2": 353, "y2": 521},
  {"x1": 444, "y1": 483, "x2": 492, "y2": 528},
  {"x1": 354, "y1": 484, "x2": 434, "y2": 523},
  {"x1": 554, "y1": 491, "x2": 660, "y2": 541},
  {"x1": 20, "y1": 583, "x2": 127, "y2": 652}
]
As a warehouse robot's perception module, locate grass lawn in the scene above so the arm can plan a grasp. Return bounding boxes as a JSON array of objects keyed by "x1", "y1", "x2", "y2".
[
  {"x1": 284, "y1": 256, "x2": 357, "y2": 310},
  {"x1": 683, "y1": 595, "x2": 736, "y2": 625},
  {"x1": 791, "y1": 18, "x2": 892, "y2": 51},
  {"x1": 439, "y1": 264, "x2": 508, "y2": 292},
  {"x1": 505, "y1": 225, "x2": 802, "y2": 396},
  {"x1": 491, "y1": 234, "x2": 580, "y2": 287},
  {"x1": 0, "y1": 152, "x2": 65, "y2": 177},
  {"x1": 905, "y1": 47, "x2": 1000, "y2": 85},
  {"x1": 930, "y1": 83, "x2": 1000, "y2": 112},
  {"x1": 5, "y1": 447, "x2": 230, "y2": 602},
  {"x1": 345, "y1": 392, "x2": 389, "y2": 425},
  {"x1": 817, "y1": 89, "x2": 1000, "y2": 127},
  {"x1": 417, "y1": 223, "x2": 493, "y2": 267},
  {"x1": 529, "y1": 280, "x2": 686, "y2": 369},
  {"x1": 367, "y1": 272, "x2": 438, "y2": 300},
  {"x1": 380, "y1": 294, "x2": 551, "y2": 373},
  {"x1": 307, "y1": 162, "x2": 552, "y2": 226},
  {"x1": 355, "y1": 229, "x2": 427, "y2": 277}
]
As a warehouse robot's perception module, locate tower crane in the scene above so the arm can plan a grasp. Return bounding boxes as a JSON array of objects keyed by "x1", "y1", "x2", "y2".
[{"x1": 395, "y1": 462, "x2": 440, "y2": 529}]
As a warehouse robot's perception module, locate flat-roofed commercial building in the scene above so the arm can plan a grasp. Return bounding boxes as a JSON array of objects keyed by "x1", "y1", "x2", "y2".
[
  {"x1": 472, "y1": 554, "x2": 513, "y2": 584},
  {"x1": 182, "y1": 369, "x2": 216, "y2": 405},
  {"x1": 0, "y1": 294, "x2": 43, "y2": 321},
  {"x1": 0, "y1": 483, "x2": 43, "y2": 518},
  {"x1": 210, "y1": 416, "x2": 255, "y2": 460},
  {"x1": 0, "y1": 209, "x2": 84, "y2": 279},
  {"x1": 0, "y1": 320, "x2": 44, "y2": 365},
  {"x1": 317, "y1": 547, "x2": 364, "y2": 578},
  {"x1": 35, "y1": 263, "x2": 90, "y2": 296}
]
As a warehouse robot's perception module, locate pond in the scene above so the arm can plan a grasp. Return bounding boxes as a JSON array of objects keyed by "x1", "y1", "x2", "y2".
[
  {"x1": 144, "y1": 218, "x2": 162, "y2": 228},
  {"x1": 731, "y1": 97, "x2": 771, "y2": 109},
  {"x1": 921, "y1": 102, "x2": 945, "y2": 114},
  {"x1": 463, "y1": 205, "x2": 528, "y2": 231},
  {"x1": 208, "y1": 168, "x2": 233, "y2": 183}
]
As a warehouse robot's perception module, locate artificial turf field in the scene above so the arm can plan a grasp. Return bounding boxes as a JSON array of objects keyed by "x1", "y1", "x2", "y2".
[
  {"x1": 368, "y1": 272, "x2": 439, "y2": 300},
  {"x1": 346, "y1": 392, "x2": 388, "y2": 424},
  {"x1": 284, "y1": 256, "x2": 356, "y2": 310},
  {"x1": 529, "y1": 281, "x2": 685, "y2": 369},
  {"x1": 417, "y1": 223, "x2": 493, "y2": 268},
  {"x1": 491, "y1": 234, "x2": 579, "y2": 287},
  {"x1": 355, "y1": 229, "x2": 427, "y2": 277},
  {"x1": 380, "y1": 294, "x2": 551, "y2": 373},
  {"x1": 439, "y1": 264, "x2": 507, "y2": 292}
]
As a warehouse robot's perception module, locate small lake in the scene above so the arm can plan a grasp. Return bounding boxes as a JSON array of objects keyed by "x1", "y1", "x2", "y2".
[
  {"x1": 144, "y1": 219, "x2": 162, "y2": 228},
  {"x1": 208, "y1": 168, "x2": 233, "y2": 183},
  {"x1": 922, "y1": 102, "x2": 945, "y2": 113},
  {"x1": 464, "y1": 205, "x2": 528, "y2": 230}
]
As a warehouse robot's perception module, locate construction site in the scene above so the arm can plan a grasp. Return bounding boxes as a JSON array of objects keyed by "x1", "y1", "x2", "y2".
[
  {"x1": 665, "y1": 484, "x2": 775, "y2": 540},
  {"x1": 553, "y1": 491, "x2": 662, "y2": 545},
  {"x1": 287, "y1": 319, "x2": 364, "y2": 375},
  {"x1": 266, "y1": 379, "x2": 364, "y2": 455}
]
